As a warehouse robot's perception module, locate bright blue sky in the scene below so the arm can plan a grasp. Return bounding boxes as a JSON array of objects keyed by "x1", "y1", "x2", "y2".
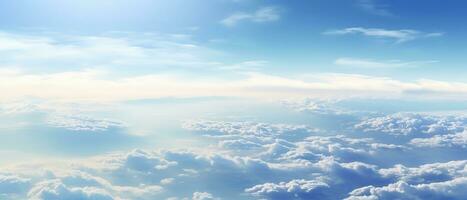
[{"x1": 0, "y1": 0, "x2": 466, "y2": 82}]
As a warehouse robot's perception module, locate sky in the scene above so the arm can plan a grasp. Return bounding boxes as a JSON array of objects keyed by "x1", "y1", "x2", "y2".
[{"x1": 0, "y1": 0, "x2": 466, "y2": 200}]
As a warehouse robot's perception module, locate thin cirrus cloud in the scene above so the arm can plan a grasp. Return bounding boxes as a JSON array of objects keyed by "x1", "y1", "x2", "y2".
[
  {"x1": 220, "y1": 6, "x2": 281, "y2": 27},
  {"x1": 324, "y1": 27, "x2": 444, "y2": 43},
  {"x1": 335, "y1": 57, "x2": 439, "y2": 68},
  {"x1": 0, "y1": 31, "x2": 224, "y2": 70}
]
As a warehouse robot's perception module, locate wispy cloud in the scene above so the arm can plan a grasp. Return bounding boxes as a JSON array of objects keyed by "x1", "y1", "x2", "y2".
[
  {"x1": 221, "y1": 6, "x2": 280, "y2": 27},
  {"x1": 0, "y1": 31, "x2": 268, "y2": 73},
  {"x1": 0, "y1": 32, "x2": 464, "y2": 102},
  {"x1": 356, "y1": 0, "x2": 394, "y2": 17},
  {"x1": 324, "y1": 27, "x2": 443, "y2": 43},
  {"x1": 335, "y1": 57, "x2": 438, "y2": 68}
]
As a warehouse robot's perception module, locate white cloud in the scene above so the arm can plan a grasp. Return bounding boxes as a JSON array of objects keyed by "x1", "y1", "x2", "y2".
[
  {"x1": 183, "y1": 120, "x2": 407, "y2": 166},
  {"x1": 324, "y1": 27, "x2": 443, "y2": 43},
  {"x1": 410, "y1": 131, "x2": 467, "y2": 148},
  {"x1": 1, "y1": 97, "x2": 467, "y2": 199},
  {"x1": 0, "y1": 140, "x2": 465, "y2": 200},
  {"x1": 183, "y1": 120, "x2": 316, "y2": 139},
  {"x1": 245, "y1": 179, "x2": 330, "y2": 199},
  {"x1": 221, "y1": 6, "x2": 280, "y2": 27},
  {"x1": 182, "y1": 120, "x2": 317, "y2": 151},
  {"x1": 379, "y1": 160, "x2": 467, "y2": 184},
  {"x1": 46, "y1": 114, "x2": 125, "y2": 132},
  {"x1": 335, "y1": 57, "x2": 438, "y2": 68},
  {"x1": 355, "y1": 113, "x2": 467, "y2": 136},
  {"x1": 346, "y1": 160, "x2": 467, "y2": 199},
  {"x1": 346, "y1": 177, "x2": 467, "y2": 200},
  {"x1": 192, "y1": 191, "x2": 217, "y2": 200},
  {"x1": 27, "y1": 179, "x2": 114, "y2": 200}
]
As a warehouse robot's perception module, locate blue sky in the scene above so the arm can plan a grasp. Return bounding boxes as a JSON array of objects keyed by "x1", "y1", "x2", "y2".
[
  {"x1": 0, "y1": 1, "x2": 467, "y2": 200},
  {"x1": 0, "y1": 0, "x2": 465, "y2": 102},
  {"x1": 1, "y1": 0, "x2": 466, "y2": 83}
]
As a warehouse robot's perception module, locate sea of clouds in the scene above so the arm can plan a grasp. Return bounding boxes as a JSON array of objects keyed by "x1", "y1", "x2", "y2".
[{"x1": 0, "y1": 99, "x2": 466, "y2": 200}]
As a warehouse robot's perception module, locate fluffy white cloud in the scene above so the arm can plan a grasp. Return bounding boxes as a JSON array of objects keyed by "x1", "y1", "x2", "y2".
[
  {"x1": 27, "y1": 179, "x2": 114, "y2": 200},
  {"x1": 347, "y1": 159, "x2": 467, "y2": 199},
  {"x1": 276, "y1": 136, "x2": 407, "y2": 164},
  {"x1": 0, "y1": 145, "x2": 465, "y2": 200},
  {"x1": 46, "y1": 114, "x2": 125, "y2": 132},
  {"x1": 245, "y1": 179, "x2": 330, "y2": 199},
  {"x1": 410, "y1": 131, "x2": 467, "y2": 148},
  {"x1": 379, "y1": 160, "x2": 467, "y2": 185},
  {"x1": 184, "y1": 120, "x2": 407, "y2": 165},
  {"x1": 346, "y1": 177, "x2": 467, "y2": 200},
  {"x1": 1, "y1": 105, "x2": 467, "y2": 199},
  {"x1": 192, "y1": 191, "x2": 217, "y2": 200},
  {"x1": 183, "y1": 120, "x2": 316, "y2": 141},
  {"x1": 355, "y1": 113, "x2": 466, "y2": 136}
]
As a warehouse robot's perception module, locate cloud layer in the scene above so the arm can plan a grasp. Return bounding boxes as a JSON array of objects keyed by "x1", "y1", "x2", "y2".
[{"x1": 0, "y1": 101, "x2": 466, "y2": 199}]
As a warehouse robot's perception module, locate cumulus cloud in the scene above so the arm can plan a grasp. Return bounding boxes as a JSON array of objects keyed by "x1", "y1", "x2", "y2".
[
  {"x1": 192, "y1": 191, "x2": 217, "y2": 200},
  {"x1": 355, "y1": 113, "x2": 466, "y2": 136},
  {"x1": 324, "y1": 27, "x2": 443, "y2": 43},
  {"x1": 183, "y1": 119, "x2": 410, "y2": 166},
  {"x1": 27, "y1": 179, "x2": 114, "y2": 200},
  {"x1": 410, "y1": 131, "x2": 467, "y2": 148},
  {"x1": 221, "y1": 6, "x2": 280, "y2": 26},
  {"x1": 0, "y1": 144, "x2": 465, "y2": 200},
  {"x1": 183, "y1": 120, "x2": 316, "y2": 140},
  {"x1": 46, "y1": 114, "x2": 125, "y2": 132},
  {"x1": 0, "y1": 100, "x2": 129, "y2": 135},
  {"x1": 346, "y1": 177, "x2": 467, "y2": 200},
  {"x1": 379, "y1": 160, "x2": 467, "y2": 184},
  {"x1": 245, "y1": 179, "x2": 330, "y2": 199},
  {"x1": 0, "y1": 165, "x2": 164, "y2": 200},
  {"x1": 1, "y1": 103, "x2": 467, "y2": 199}
]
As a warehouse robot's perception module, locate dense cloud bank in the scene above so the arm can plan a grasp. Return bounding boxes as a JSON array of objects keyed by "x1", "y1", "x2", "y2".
[{"x1": 0, "y1": 100, "x2": 466, "y2": 199}]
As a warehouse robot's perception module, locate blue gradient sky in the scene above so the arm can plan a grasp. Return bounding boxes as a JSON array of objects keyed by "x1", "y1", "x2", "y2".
[{"x1": 0, "y1": 0, "x2": 465, "y2": 82}]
